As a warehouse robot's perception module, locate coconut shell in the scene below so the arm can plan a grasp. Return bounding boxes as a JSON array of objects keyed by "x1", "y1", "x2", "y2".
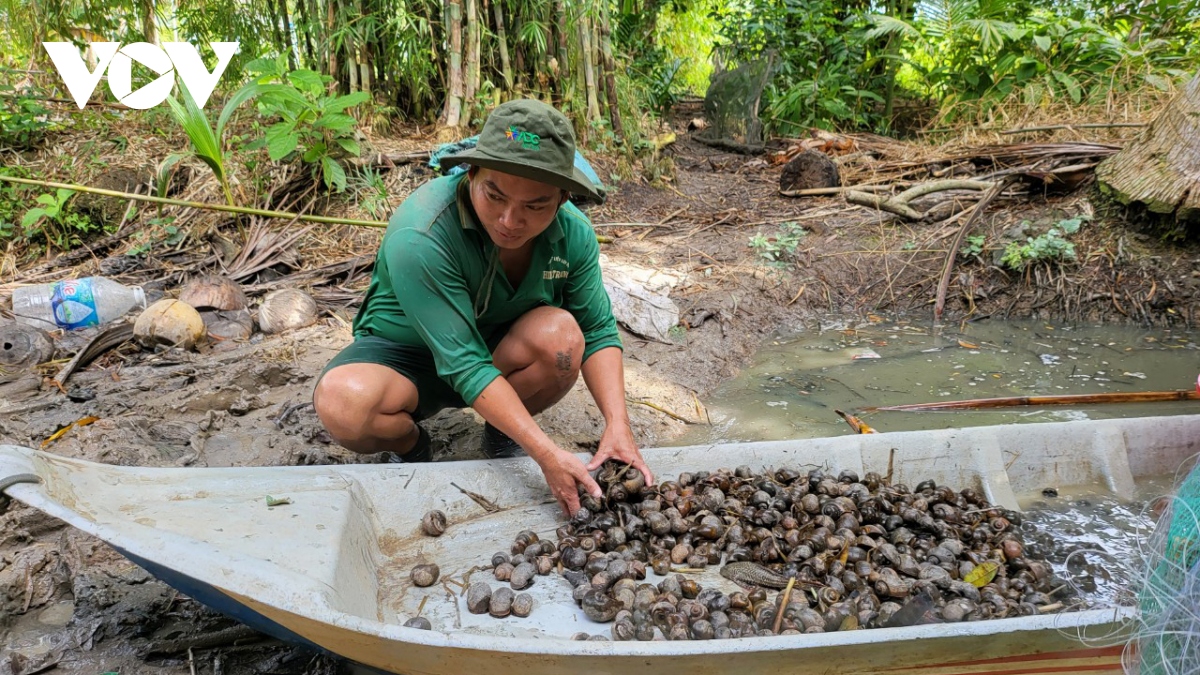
[
  {"x1": 257, "y1": 288, "x2": 318, "y2": 334},
  {"x1": 0, "y1": 322, "x2": 54, "y2": 383},
  {"x1": 134, "y1": 299, "x2": 206, "y2": 350},
  {"x1": 200, "y1": 309, "x2": 254, "y2": 341},
  {"x1": 179, "y1": 275, "x2": 247, "y2": 311}
]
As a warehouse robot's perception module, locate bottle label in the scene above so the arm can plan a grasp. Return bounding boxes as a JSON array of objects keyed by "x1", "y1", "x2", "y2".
[{"x1": 51, "y1": 279, "x2": 99, "y2": 329}]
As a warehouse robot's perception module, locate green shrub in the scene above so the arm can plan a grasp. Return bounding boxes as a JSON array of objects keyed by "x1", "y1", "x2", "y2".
[
  {"x1": 243, "y1": 58, "x2": 370, "y2": 193},
  {"x1": 1001, "y1": 216, "x2": 1086, "y2": 270},
  {"x1": 750, "y1": 221, "x2": 808, "y2": 267}
]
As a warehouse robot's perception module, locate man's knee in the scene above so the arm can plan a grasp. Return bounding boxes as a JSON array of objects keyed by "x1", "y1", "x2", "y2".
[
  {"x1": 528, "y1": 308, "x2": 584, "y2": 379},
  {"x1": 314, "y1": 369, "x2": 385, "y2": 440}
]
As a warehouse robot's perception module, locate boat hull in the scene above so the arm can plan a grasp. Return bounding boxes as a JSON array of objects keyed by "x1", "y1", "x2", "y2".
[{"x1": 5, "y1": 414, "x2": 1187, "y2": 674}]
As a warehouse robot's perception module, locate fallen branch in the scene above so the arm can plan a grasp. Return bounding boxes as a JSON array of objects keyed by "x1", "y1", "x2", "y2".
[
  {"x1": 1000, "y1": 123, "x2": 1147, "y2": 135},
  {"x1": 846, "y1": 180, "x2": 995, "y2": 221},
  {"x1": 144, "y1": 625, "x2": 263, "y2": 655},
  {"x1": 627, "y1": 398, "x2": 698, "y2": 424},
  {"x1": 934, "y1": 179, "x2": 1008, "y2": 320},
  {"x1": 780, "y1": 185, "x2": 892, "y2": 197},
  {"x1": 865, "y1": 390, "x2": 1200, "y2": 413},
  {"x1": 0, "y1": 175, "x2": 388, "y2": 228}
]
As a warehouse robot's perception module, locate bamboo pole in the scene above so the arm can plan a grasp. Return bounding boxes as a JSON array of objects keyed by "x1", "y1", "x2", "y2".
[
  {"x1": 867, "y1": 390, "x2": 1200, "y2": 413},
  {"x1": 443, "y1": 0, "x2": 464, "y2": 129},
  {"x1": 0, "y1": 175, "x2": 388, "y2": 228},
  {"x1": 493, "y1": 0, "x2": 513, "y2": 92},
  {"x1": 579, "y1": 13, "x2": 600, "y2": 122},
  {"x1": 462, "y1": 0, "x2": 479, "y2": 124}
]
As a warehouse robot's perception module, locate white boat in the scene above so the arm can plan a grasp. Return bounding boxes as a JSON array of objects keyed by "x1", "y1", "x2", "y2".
[{"x1": 5, "y1": 415, "x2": 1194, "y2": 675}]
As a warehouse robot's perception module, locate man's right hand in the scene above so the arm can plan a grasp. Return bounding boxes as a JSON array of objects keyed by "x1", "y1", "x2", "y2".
[{"x1": 536, "y1": 449, "x2": 603, "y2": 518}]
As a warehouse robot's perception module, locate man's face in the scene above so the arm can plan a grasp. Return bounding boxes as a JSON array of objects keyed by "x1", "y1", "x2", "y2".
[{"x1": 468, "y1": 167, "x2": 567, "y2": 250}]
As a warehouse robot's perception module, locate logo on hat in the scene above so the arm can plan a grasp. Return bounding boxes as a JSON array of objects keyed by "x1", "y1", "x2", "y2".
[{"x1": 505, "y1": 126, "x2": 541, "y2": 150}]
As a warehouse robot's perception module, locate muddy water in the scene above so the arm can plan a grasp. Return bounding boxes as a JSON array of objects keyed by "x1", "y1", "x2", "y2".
[
  {"x1": 1019, "y1": 479, "x2": 1173, "y2": 609},
  {"x1": 676, "y1": 318, "x2": 1200, "y2": 443}
]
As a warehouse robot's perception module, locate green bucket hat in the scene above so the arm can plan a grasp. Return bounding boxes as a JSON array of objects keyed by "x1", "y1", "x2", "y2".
[{"x1": 439, "y1": 99, "x2": 602, "y2": 204}]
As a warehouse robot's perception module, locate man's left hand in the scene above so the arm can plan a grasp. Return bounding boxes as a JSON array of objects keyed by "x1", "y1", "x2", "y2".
[{"x1": 586, "y1": 420, "x2": 655, "y2": 487}]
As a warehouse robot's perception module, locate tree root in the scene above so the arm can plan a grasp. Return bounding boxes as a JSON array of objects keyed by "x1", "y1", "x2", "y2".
[{"x1": 846, "y1": 179, "x2": 996, "y2": 221}]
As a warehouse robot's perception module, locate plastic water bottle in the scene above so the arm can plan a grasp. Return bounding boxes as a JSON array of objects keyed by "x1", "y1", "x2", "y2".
[{"x1": 11, "y1": 277, "x2": 146, "y2": 331}]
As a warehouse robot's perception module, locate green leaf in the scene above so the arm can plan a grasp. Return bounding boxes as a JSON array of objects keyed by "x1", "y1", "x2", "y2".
[
  {"x1": 244, "y1": 57, "x2": 281, "y2": 79},
  {"x1": 324, "y1": 91, "x2": 370, "y2": 113},
  {"x1": 322, "y1": 156, "x2": 347, "y2": 192},
  {"x1": 166, "y1": 85, "x2": 225, "y2": 185},
  {"x1": 156, "y1": 153, "x2": 188, "y2": 199},
  {"x1": 265, "y1": 123, "x2": 300, "y2": 161},
  {"x1": 301, "y1": 142, "x2": 326, "y2": 163},
  {"x1": 287, "y1": 69, "x2": 326, "y2": 96},
  {"x1": 335, "y1": 138, "x2": 361, "y2": 155},
  {"x1": 55, "y1": 188, "x2": 74, "y2": 204},
  {"x1": 1057, "y1": 217, "x2": 1083, "y2": 234},
  {"x1": 35, "y1": 194, "x2": 57, "y2": 206},
  {"x1": 216, "y1": 81, "x2": 282, "y2": 140},
  {"x1": 1052, "y1": 70, "x2": 1082, "y2": 103},
  {"x1": 315, "y1": 112, "x2": 356, "y2": 133},
  {"x1": 21, "y1": 207, "x2": 48, "y2": 227},
  {"x1": 1033, "y1": 35, "x2": 1051, "y2": 51}
]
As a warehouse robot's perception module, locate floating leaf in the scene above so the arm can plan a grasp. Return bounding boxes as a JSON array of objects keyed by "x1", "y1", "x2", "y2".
[
  {"x1": 965, "y1": 561, "x2": 1000, "y2": 587},
  {"x1": 958, "y1": 339, "x2": 980, "y2": 349},
  {"x1": 266, "y1": 495, "x2": 292, "y2": 507}
]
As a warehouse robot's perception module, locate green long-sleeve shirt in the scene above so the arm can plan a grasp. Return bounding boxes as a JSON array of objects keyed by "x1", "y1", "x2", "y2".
[{"x1": 352, "y1": 173, "x2": 622, "y2": 405}]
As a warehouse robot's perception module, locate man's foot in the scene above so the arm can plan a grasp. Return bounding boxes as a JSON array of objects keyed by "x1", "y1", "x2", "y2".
[
  {"x1": 382, "y1": 424, "x2": 433, "y2": 463},
  {"x1": 481, "y1": 423, "x2": 526, "y2": 459}
]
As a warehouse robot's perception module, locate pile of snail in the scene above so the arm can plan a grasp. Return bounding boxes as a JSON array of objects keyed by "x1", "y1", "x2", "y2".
[{"x1": 417, "y1": 463, "x2": 1074, "y2": 640}]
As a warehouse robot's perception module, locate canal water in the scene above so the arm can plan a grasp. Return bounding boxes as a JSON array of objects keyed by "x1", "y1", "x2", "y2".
[{"x1": 676, "y1": 317, "x2": 1200, "y2": 443}]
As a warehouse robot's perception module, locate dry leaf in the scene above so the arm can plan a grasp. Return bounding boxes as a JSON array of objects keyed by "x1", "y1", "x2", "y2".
[{"x1": 965, "y1": 561, "x2": 1000, "y2": 587}]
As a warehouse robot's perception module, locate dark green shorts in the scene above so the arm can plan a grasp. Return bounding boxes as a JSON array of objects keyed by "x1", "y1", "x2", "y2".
[{"x1": 318, "y1": 332, "x2": 507, "y2": 421}]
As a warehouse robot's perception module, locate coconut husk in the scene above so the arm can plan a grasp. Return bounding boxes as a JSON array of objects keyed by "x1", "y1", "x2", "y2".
[
  {"x1": 134, "y1": 299, "x2": 206, "y2": 350},
  {"x1": 257, "y1": 288, "x2": 318, "y2": 334},
  {"x1": 180, "y1": 275, "x2": 248, "y2": 312}
]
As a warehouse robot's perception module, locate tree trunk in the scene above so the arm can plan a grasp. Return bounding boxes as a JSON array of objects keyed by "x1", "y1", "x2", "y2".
[
  {"x1": 280, "y1": 0, "x2": 297, "y2": 70},
  {"x1": 326, "y1": 0, "x2": 338, "y2": 90},
  {"x1": 579, "y1": 13, "x2": 600, "y2": 122},
  {"x1": 553, "y1": 0, "x2": 569, "y2": 99},
  {"x1": 296, "y1": 0, "x2": 316, "y2": 67},
  {"x1": 140, "y1": 0, "x2": 158, "y2": 45},
  {"x1": 463, "y1": 0, "x2": 479, "y2": 126},
  {"x1": 598, "y1": 7, "x2": 623, "y2": 139},
  {"x1": 442, "y1": 0, "x2": 465, "y2": 130},
  {"x1": 592, "y1": 17, "x2": 605, "y2": 111},
  {"x1": 268, "y1": 0, "x2": 287, "y2": 57},
  {"x1": 1096, "y1": 71, "x2": 1200, "y2": 220},
  {"x1": 493, "y1": 0, "x2": 513, "y2": 92}
]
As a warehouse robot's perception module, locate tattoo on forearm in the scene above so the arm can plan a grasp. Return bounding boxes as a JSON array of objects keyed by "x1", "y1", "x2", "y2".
[{"x1": 555, "y1": 349, "x2": 573, "y2": 372}]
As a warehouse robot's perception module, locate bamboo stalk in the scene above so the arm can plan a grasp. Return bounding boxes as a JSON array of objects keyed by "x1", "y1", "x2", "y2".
[
  {"x1": 598, "y1": 5, "x2": 623, "y2": 138},
  {"x1": 493, "y1": 0, "x2": 513, "y2": 92},
  {"x1": 0, "y1": 175, "x2": 387, "y2": 228},
  {"x1": 443, "y1": 0, "x2": 464, "y2": 129},
  {"x1": 868, "y1": 390, "x2": 1200, "y2": 413},
  {"x1": 463, "y1": 0, "x2": 480, "y2": 123},
  {"x1": 579, "y1": 13, "x2": 600, "y2": 122}
]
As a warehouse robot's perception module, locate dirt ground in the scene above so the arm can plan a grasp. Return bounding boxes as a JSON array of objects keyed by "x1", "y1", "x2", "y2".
[{"x1": 2, "y1": 123, "x2": 1198, "y2": 674}]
